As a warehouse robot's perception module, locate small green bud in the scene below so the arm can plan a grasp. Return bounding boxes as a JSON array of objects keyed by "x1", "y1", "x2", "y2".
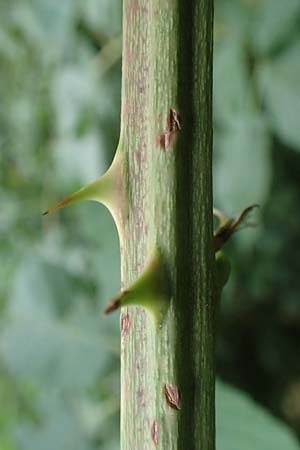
[
  {"x1": 215, "y1": 251, "x2": 231, "y2": 290},
  {"x1": 215, "y1": 251, "x2": 231, "y2": 304}
]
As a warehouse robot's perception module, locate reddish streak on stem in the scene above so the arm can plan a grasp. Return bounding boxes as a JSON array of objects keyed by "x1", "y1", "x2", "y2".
[
  {"x1": 120, "y1": 312, "x2": 131, "y2": 337},
  {"x1": 151, "y1": 419, "x2": 159, "y2": 446},
  {"x1": 158, "y1": 108, "x2": 181, "y2": 151}
]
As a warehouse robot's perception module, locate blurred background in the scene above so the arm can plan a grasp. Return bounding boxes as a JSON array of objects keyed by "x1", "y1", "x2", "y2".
[{"x1": 1, "y1": 0, "x2": 300, "y2": 449}]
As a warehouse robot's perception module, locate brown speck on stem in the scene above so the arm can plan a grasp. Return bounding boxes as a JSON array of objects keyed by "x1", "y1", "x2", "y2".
[
  {"x1": 158, "y1": 108, "x2": 181, "y2": 151},
  {"x1": 150, "y1": 419, "x2": 159, "y2": 446},
  {"x1": 164, "y1": 383, "x2": 181, "y2": 410},
  {"x1": 120, "y1": 312, "x2": 131, "y2": 337}
]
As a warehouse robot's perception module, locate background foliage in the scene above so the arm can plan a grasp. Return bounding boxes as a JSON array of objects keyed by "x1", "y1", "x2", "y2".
[{"x1": 1, "y1": 0, "x2": 300, "y2": 449}]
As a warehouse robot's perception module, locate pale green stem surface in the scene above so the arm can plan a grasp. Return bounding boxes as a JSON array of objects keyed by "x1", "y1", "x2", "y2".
[{"x1": 120, "y1": 2, "x2": 214, "y2": 449}]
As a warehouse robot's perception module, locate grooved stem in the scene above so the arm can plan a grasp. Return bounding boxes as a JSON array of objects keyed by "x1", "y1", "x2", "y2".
[{"x1": 120, "y1": 2, "x2": 215, "y2": 449}]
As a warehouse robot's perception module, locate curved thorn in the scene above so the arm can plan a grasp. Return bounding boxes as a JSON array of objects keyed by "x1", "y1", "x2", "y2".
[{"x1": 42, "y1": 145, "x2": 126, "y2": 249}]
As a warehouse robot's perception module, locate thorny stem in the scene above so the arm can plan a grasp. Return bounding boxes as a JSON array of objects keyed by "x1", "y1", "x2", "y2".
[{"x1": 120, "y1": 1, "x2": 215, "y2": 450}]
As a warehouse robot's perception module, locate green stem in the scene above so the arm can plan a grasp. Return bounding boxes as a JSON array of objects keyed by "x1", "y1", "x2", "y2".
[{"x1": 120, "y1": 1, "x2": 215, "y2": 450}]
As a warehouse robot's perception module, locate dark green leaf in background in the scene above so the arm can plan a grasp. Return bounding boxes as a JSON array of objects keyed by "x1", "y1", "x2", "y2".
[{"x1": 251, "y1": 0, "x2": 300, "y2": 56}]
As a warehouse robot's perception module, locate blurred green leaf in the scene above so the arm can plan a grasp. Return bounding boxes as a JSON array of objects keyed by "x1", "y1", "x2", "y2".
[
  {"x1": 215, "y1": 0, "x2": 252, "y2": 40},
  {"x1": 80, "y1": 0, "x2": 122, "y2": 39},
  {"x1": 16, "y1": 393, "x2": 94, "y2": 450},
  {"x1": 11, "y1": 0, "x2": 75, "y2": 58},
  {"x1": 214, "y1": 113, "x2": 271, "y2": 213},
  {"x1": 51, "y1": 67, "x2": 97, "y2": 136},
  {"x1": 52, "y1": 132, "x2": 108, "y2": 187},
  {"x1": 0, "y1": 256, "x2": 114, "y2": 390},
  {"x1": 257, "y1": 38, "x2": 300, "y2": 150},
  {"x1": 214, "y1": 39, "x2": 254, "y2": 124},
  {"x1": 251, "y1": 0, "x2": 300, "y2": 55},
  {"x1": 217, "y1": 381, "x2": 299, "y2": 450}
]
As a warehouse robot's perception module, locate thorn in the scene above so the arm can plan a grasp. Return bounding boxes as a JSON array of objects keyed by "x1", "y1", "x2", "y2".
[
  {"x1": 42, "y1": 194, "x2": 76, "y2": 216},
  {"x1": 42, "y1": 145, "x2": 125, "y2": 216},
  {"x1": 104, "y1": 290, "x2": 130, "y2": 315},
  {"x1": 41, "y1": 146, "x2": 127, "y2": 248},
  {"x1": 103, "y1": 246, "x2": 171, "y2": 325}
]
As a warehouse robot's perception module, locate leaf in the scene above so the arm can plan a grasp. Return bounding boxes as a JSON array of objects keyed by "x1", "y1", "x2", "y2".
[
  {"x1": 214, "y1": 113, "x2": 271, "y2": 213},
  {"x1": 214, "y1": 39, "x2": 254, "y2": 125},
  {"x1": 257, "y1": 38, "x2": 300, "y2": 150},
  {"x1": 52, "y1": 133, "x2": 108, "y2": 187},
  {"x1": 80, "y1": 0, "x2": 122, "y2": 39},
  {"x1": 215, "y1": 0, "x2": 253, "y2": 40},
  {"x1": 15, "y1": 393, "x2": 94, "y2": 450},
  {"x1": 214, "y1": 113, "x2": 271, "y2": 249},
  {"x1": 216, "y1": 381, "x2": 299, "y2": 450},
  {"x1": 0, "y1": 256, "x2": 114, "y2": 390},
  {"x1": 51, "y1": 67, "x2": 97, "y2": 136},
  {"x1": 11, "y1": 0, "x2": 75, "y2": 57},
  {"x1": 251, "y1": 0, "x2": 300, "y2": 55}
]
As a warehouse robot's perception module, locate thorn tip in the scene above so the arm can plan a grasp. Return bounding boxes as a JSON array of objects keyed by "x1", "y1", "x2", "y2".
[
  {"x1": 103, "y1": 290, "x2": 129, "y2": 315},
  {"x1": 103, "y1": 298, "x2": 121, "y2": 315}
]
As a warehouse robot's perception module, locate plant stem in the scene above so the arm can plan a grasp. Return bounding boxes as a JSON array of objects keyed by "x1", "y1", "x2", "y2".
[{"x1": 120, "y1": 1, "x2": 215, "y2": 449}]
